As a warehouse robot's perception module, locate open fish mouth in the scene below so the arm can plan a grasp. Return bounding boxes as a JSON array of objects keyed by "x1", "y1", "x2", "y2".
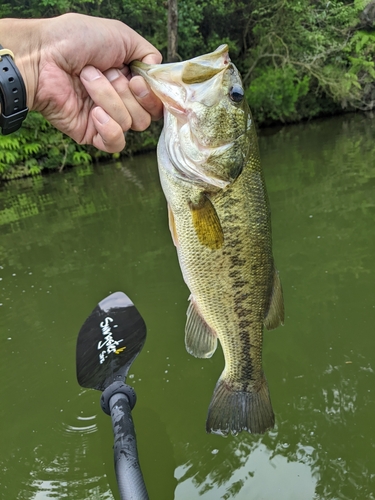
[
  {"x1": 131, "y1": 44, "x2": 248, "y2": 190},
  {"x1": 131, "y1": 44, "x2": 230, "y2": 115}
]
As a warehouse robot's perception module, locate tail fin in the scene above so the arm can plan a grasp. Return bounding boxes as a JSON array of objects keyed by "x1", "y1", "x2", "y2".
[{"x1": 206, "y1": 375, "x2": 275, "y2": 436}]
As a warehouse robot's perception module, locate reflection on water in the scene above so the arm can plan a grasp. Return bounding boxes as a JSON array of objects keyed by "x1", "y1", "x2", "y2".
[
  {"x1": 0, "y1": 114, "x2": 375, "y2": 499},
  {"x1": 175, "y1": 442, "x2": 316, "y2": 500},
  {"x1": 33, "y1": 482, "x2": 114, "y2": 500}
]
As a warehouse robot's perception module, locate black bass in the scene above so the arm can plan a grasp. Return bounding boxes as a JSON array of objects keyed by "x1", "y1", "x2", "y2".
[{"x1": 132, "y1": 45, "x2": 284, "y2": 436}]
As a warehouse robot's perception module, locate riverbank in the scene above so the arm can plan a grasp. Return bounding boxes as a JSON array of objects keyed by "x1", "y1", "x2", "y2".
[{"x1": 1, "y1": 0, "x2": 374, "y2": 181}]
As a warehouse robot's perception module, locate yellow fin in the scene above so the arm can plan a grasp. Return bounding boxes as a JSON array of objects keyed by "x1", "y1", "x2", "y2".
[
  {"x1": 168, "y1": 204, "x2": 178, "y2": 247},
  {"x1": 185, "y1": 299, "x2": 217, "y2": 358},
  {"x1": 264, "y1": 269, "x2": 284, "y2": 330},
  {"x1": 189, "y1": 193, "x2": 224, "y2": 250}
]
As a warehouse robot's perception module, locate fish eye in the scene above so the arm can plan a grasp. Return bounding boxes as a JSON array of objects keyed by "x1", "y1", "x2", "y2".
[{"x1": 229, "y1": 84, "x2": 244, "y2": 103}]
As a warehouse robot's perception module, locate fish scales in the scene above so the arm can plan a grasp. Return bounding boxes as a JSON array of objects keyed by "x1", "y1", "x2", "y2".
[{"x1": 131, "y1": 45, "x2": 284, "y2": 436}]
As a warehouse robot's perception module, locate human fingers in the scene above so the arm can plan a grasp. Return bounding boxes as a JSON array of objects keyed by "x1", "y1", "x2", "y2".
[
  {"x1": 80, "y1": 65, "x2": 132, "y2": 131},
  {"x1": 129, "y1": 75, "x2": 163, "y2": 123},
  {"x1": 90, "y1": 107, "x2": 126, "y2": 153},
  {"x1": 103, "y1": 68, "x2": 152, "y2": 131},
  {"x1": 119, "y1": 24, "x2": 162, "y2": 67},
  {"x1": 103, "y1": 68, "x2": 162, "y2": 130},
  {"x1": 70, "y1": 17, "x2": 163, "y2": 71},
  {"x1": 124, "y1": 41, "x2": 163, "y2": 122},
  {"x1": 140, "y1": 53, "x2": 163, "y2": 65}
]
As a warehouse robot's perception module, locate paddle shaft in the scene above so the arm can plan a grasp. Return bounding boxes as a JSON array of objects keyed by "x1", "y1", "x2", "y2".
[{"x1": 109, "y1": 392, "x2": 149, "y2": 500}]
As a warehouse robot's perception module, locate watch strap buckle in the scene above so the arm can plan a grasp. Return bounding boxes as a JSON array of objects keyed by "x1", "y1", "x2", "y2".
[{"x1": 0, "y1": 107, "x2": 29, "y2": 135}]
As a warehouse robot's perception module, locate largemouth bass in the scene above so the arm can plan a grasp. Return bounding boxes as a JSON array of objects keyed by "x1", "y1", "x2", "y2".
[{"x1": 132, "y1": 45, "x2": 284, "y2": 436}]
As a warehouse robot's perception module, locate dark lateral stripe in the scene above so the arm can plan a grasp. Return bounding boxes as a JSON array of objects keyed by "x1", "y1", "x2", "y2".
[
  {"x1": 231, "y1": 280, "x2": 247, "y2": 288},
  {"x1": 230, "y1": 255, "x2": 246, "y2": 266},
  {"x1": 228, "y1": 270, "x2": 240, "y2": 278},
  {"x1": 238, "y1": 331, "x2": 254, "y2": 381}
]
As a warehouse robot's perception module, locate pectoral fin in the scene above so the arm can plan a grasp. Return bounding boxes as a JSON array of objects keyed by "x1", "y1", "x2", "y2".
[
  {"x1": 264, "y1": 268, "x2": 284, "y2": 330},
  {"x1": 168, "y1": 204, "x2": 179, "y2": 247},
  {"x1": 189, "y1": 193, "x2": 224, "y2": 250},
  {"x1": 185, "y1": 299, "x2": 217, "y2": 358}
]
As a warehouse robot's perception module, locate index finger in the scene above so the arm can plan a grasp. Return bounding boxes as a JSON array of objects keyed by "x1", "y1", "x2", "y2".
[
  {"x1": 118, "y1": 23, "x2": 162, "y2": 66},
  {"x1": 141, "y1": 53, "x2": 163, "y2": 65}
]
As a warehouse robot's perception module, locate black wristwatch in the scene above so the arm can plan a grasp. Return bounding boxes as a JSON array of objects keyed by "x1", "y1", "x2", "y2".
[{"x1": 0, "y1": 44, "x2": 28, "y2": 135}]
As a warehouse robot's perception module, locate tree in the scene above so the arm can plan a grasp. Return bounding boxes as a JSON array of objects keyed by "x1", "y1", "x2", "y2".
[{"x1": 167, "y1": 0, "x2": 179, "y2": 62}]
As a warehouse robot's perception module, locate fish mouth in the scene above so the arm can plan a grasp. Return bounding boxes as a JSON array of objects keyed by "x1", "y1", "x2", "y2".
[
  {"x1": 131, "y1": 46, "x2": 242, "y2": 190},
  {"x1": 130, "y1": 44, "x2": 230, "y2": 115}
]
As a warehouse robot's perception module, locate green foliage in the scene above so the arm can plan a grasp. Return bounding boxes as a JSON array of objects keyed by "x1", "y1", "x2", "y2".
[
  {"x1": 246, "y1": 67, "x2": 310, "y2": 124},
  {"x1": 177, "y1": 0, "x2": 206, "y2": 59},
  {"x1": 0, "y1": 112, "x2": 92, "y2": 180},
  {"x1": 345, "y1": 29, "x2": 375, "y2": 109},
  {"x1": 72, "y1": 150, "x2": 92, "y2": 165},
  {"x1": 241, "y1": 0, "x2": 375, "y2": 121},
  {"x1": 1, "y1": 0, "x2": 375, "y2": 179}
]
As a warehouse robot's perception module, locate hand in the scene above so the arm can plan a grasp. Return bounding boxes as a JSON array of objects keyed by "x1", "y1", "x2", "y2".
[{"x1": 0, "y1": 13, "x2": 163, "y2": 152}]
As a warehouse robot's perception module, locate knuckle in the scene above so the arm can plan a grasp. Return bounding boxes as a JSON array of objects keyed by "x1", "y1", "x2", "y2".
[
  {"x1": 120, "y1": 113, "x2": 132, "y2": 132},
  {"x1": 105, "y1": 127, "x2": 124, "y2": 147},
  {"x1": 132, "y1": 113, "x2": 151, "y2": 132}
]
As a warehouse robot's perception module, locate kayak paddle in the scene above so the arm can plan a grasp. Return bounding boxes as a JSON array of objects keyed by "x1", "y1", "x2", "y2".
[{"x1": 76, "y1": 291, "x2": 149, "y2": 500}]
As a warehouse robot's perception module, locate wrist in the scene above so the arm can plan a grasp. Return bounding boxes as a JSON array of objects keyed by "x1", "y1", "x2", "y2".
[{"x1": 0, "y1": 18, "x2": 44, "y2": 111}]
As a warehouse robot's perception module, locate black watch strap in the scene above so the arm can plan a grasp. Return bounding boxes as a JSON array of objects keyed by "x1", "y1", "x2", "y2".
[{"x1": 0, "y1": 44, "x2": 28, "y2": 135}]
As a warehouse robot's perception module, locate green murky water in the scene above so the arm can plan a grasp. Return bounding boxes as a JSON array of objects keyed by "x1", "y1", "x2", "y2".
[{"x1": 1, "y1": 113, "x2": 375, "y2": 500}]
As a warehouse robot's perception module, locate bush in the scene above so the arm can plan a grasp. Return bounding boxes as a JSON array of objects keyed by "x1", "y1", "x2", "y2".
[
  {"x1": 1, "y1": 0, "x2": 375, "y2": 179},
  {"x1": 0, "y1": 112, "x2": 91, "y2": 180},
  {"x1": 246, "y1": 67, "x2": 310, "y2": 124}
]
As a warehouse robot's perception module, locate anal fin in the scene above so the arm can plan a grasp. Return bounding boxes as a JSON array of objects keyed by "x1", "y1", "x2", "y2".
[
  {"x1": 264, "y1": 268, "x2": 284, "y2": 330},
  {"x1": 185, "y1": 299, "x2": 217, "y2": 358}
]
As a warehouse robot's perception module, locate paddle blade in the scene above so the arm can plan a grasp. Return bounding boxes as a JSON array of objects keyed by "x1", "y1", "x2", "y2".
[{"x1": 76, "y1": 292, "x2": 146, "y2": 391}]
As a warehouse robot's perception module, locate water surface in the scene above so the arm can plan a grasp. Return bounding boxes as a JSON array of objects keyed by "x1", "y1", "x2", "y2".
[{"x1": 0, "y1": 113, "x2": 374, "y2": 499}]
